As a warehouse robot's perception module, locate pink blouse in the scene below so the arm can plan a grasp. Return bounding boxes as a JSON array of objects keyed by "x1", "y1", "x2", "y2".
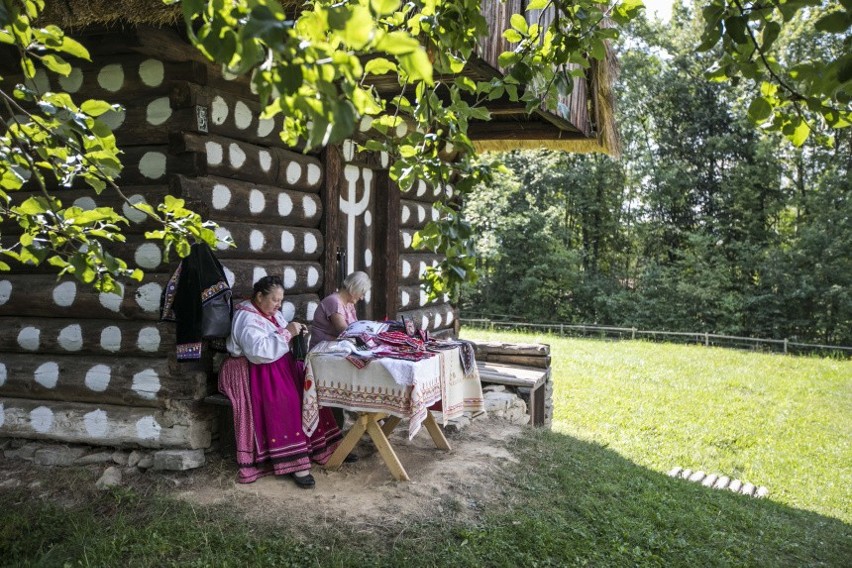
[{"x1": 309, "y1": 292, "x2": 357, "y2": 349}]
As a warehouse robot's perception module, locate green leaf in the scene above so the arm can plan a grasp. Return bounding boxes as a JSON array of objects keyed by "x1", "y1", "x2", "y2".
[
  {"x1": 364, "y1": 57, "x2": 397, "y2": 75},
  {"x1": 370, "y1": 0, "x2": 401, "y2": 15},
  {"x1": 510, "y1": 14, "x2": 528, "y2": 34},
  {"x1": 814, "y1": 11, "x2": 852, "y2": 34},
  {"x1": 375, "y1": 31, "x2": 420, "y2": 55},
  {"x1": 724, "y1": 17, "x2": 748, "y2": 44},
  {"x1": 41, "y1": 54, "x2": 71, "y2": 75},
  {"x1": 398, "y1": 49, "x2": 434, "y2": 83},
  {"x1": 747, "y1": 96, "x2": 773, "y2": 122},
  {"x1": 526, "y1": 0, "x2": 548, "y2": 9},
  {"x1": 341, "y1": 5, "x2": 374, "y2": 49},
  {"x1": 503, "y1": 29, "x2": 522, "y2": 43},
  {"x1": 17, "y1": 196, "x2": 48, "y2": 215},
  {"x1": 789, "y1": 119, "x2": 809, "y2": 146},
  {"x1": 80, "y1": 100, "x2": 116, "y2": 117}
]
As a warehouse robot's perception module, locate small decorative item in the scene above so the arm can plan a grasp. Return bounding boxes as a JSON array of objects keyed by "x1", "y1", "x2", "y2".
[{"x1": 402, "y1": 315, "x2": 416, "y2": 337}]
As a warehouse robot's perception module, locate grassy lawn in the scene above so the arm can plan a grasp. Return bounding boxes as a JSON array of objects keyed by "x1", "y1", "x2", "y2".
[{"x1": 2, "y1": 331, "x2": 850, "y2": 566}]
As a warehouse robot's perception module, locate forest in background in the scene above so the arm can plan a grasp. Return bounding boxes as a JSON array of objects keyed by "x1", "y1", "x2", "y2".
[{"x1": 460, "y1": 4, "x2": 851, "y2": 346}]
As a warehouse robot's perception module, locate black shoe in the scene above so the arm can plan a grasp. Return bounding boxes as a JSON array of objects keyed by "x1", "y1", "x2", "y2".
[
  {"x1": 343, "y1": 453, "x2": 359, "y2": 463},
  {"x1": 290, "y1": 472, "x2": 315, "y2": 488}
]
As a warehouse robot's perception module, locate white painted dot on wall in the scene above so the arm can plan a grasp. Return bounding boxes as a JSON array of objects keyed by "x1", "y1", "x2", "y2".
[
  {"x1": 100, "y1": 108, "x2": 126, "y2": 130},
  {"x1": 85, "y1": 364, "x2": 111, "y2": 392},
  {"x1": 304, "y1": 233, "x2": 318, "y2": 254},
  {"x1": 249, "y1": 229, "x2": 265, "y2": 251},
  {"x1": 146, "y1": 97, "x2": 172, "y2": 126},
  {"x1": 249, "y1": 189, "x2": 265, "y2": 213},
  {"x1": 136, "y1": 416, "x2": 161, "y2": 441},
  {"x1": 123, "y1": 195, "x2": 149, "y2": 224},
  {"x1": 215, "y1": 227, "x2": 232, "y2": 251},
  {"x1": 286, "y1": 162, "x2": 302, "y2": 184},
  {"x1": 307, "y1": 266, "x2": 319, "y2": 287},
  {"x1": 0, "y1": 403, "x2": 4, "y2": 428},
  {"x1": 212, "y1": 184, "x2": 232, "y2": 210},
  {"x1": 17, "y1": 327, "x2": 40, "y2": 351},
  {"x1": 100, "y1": 326, "x2": 121, "y2": 352},
  {"x1": 281, "y1": 302, "x2": 296, "y2": 321},
  {"x1": 419, "y1": 261, "x2": 428, "y2": 277},
  {"x1": 435, "y1": 314, "x2": 443, "y2": 328},
  {"x1": 211, "y1": 95, "x2": 229, "y2": 125},
  {"x1": 380, "y1": 151, "x2": 389, "y2": 168},
  {"x1": 252, "y1": 267, "x2": 267, "y2": 285},
  {"x1": 0, "y1": 362, "x2": 6, "y2": 387},
  {"x1": 280, "y1": 231, "x2": 295, "y2": 253},
  {"x1": 30, "y1": 406, "x2": 54, "y2": 433},
  {"x1": 99, "y1": 286, "x2": 124, "y2": 312},
  {"x1": 342, "y1": 139, "x2": 355, "y2": 161},
  {"x1": 402, "y1": 232, "x2": 413, "y2": 249},
  {"x1": 137, "y1": 327, "x2": 161, "y2": 352},
  {"x1": 0, "y1": 280, "x2": 12, "y2": 306},
  {"x1": 401, "y1": 206, "x2": 411, "y2": 223},
  {"x1": 26, "y1": 68, "x2": 50, "y2": 94},
  {"x1": 134, "y1": 243, "x2": 163, "y2": 269},
  {"x1": 364, "y1": 210, "x2": 372, "y2": 227},
  {"x1": 283, "y1": 267, "x2": 297, "y2": 289},
  {"x1": 259, "y1": 150, "x2": 272, "y2": 172},
  {"x1": 306, "y1": 301, "x2": 318, "y2": 321},
  {"x1": 401, "y1": 291, "x2": 410, "y2": 306},
  {"x1": 359, "y1": 115, "x2": 373, "y2": 132},
  {"x1": 402, "y1": 260, "x2": 412, "y2": 278},
  {"x1": 417, "y1": 205, "x2": 426, "y2": 222},
  {"x1": 364, "y1": 249, "x2": 373, "y2": 268},
  {"x1": 278, "y1": 193, "x2": 293, "y2": 216},
  {"x1": 97, "y1": 63, "x2": 125, "y2": 92},
  {"x1": 58, "y1": 324, "x2": 83, "y2": 351},
  {"x1": 421, "y1": 315, "x2": 429, "y2": 329},
  {"x1": 417, "y1": 180, "x2": 427, "y2": 197},
  {"x1": 34, "y1": 362, "x2": 59, "y2": 389},
  {"x1": 139, "y1": 58, "x2": 165, "y2": 87},
  {"x1": 446, "y1": 184, "x2": 454, "y2": 198},
  {"x1": 302, "y1": 195, "x2": 317, "y2": 218},
  {"x1": 446, "y1": 310, "x2": 454, "y2": 324},
  {"x1": 72, "y1": 197, "x2": 97, "y2": 212},
  {"x1": 206, "y1": 141, "x2": 224, "y2": 166},
  {"x1": 257, "y1": 117, "x2": 275, "y2": 137},
  {"x1": 58, "y1": 67, "x2": 83, "y2": 92},
  {"x1": 135, "y1": 283, "x2": 161, "y2": 313},
  {"x1": 139, "y1": 151, "x2": 167, "y2": 180},
  {"x1": 234, "y1": 100, "x2": 252, "y2": 130},
  {"x1": 364, "y1": 289, "x2": 371, "y2": 304},
  {"x1": 132, "y1": 369, "x2": 161, "y2": 400},
  {"x1": 53, "y1": 281, "x2": 77, "y2": 307},
  {"x1": 395, "y1": 122, "x2": 408, "y2": 137},
  {"x1": 223, "y1": 267, "x2": 236, "y2": 288},
  {"x1": 228, "y1": 143, "x2": 247, "y2": 168},
  {"x1": 84, "y1": 409, "x2": 108, "y2": 438},
  {"x1": 419, "y1": 289, "x2": 428, "y2": 307},
  {"x1": 431, "y1": 207, "x2": 439, "y2": 221}
]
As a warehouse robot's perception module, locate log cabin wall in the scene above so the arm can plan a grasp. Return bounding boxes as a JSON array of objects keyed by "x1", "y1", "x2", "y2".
[{"x1": 0, "y1": 25, "x2": 456, "y2": 449}]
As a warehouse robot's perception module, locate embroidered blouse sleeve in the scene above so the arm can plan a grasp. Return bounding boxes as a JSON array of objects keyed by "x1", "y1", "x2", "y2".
[{"x1": 229, "y1": 309, "x2": 291, "y2": 364}]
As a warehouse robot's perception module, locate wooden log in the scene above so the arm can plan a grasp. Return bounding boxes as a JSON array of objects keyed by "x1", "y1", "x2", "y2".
[
  {"x1": 90, "y1": 27, "x2": 209, "y2": 66},
  {"x1": 0, "y1": 397, "x2": 212, "y2": 449},
  {"x1": 0, "y1": 318, "x2": 172, "y2": 358},
  {"x1": 111, "y1": 105, "x2": 202, "y2": 146},
  {"x1": 169, "y1": 81, "x2": 289, "y2": 148},
  {"x1": 399, "y1": 253, "x2": 444, "y2": 285},
  {"x1": 400, "y1": 199, "x2": 440, "y2": 229},
  {"x1": 172, "y1": 175, "x2": 323, "y2": 228},
  {"x1": 397, "y1": 284, "x2": 442, "y2": 311},
  {"x1": 371, "y1": 170, "x2": 400, "y2": 320},
  {"x1": 210, "y1": 221, "x2": 323, "y2": 262},
  {"x1": 175, "y1": 132, "x2": 323, "y2": 190},
  {"x1": 476, "y1": 362, "x2": 547, "y2": 390},
  {"x1": 397, "y1": 303, "x2": 457, "y2": 332},
  {"x1": 0, "y1": 353, "x2": 205, "y2": 409},
  {"x1": 219, "y1": 259, "x2": 322, "y2": 296},
  {"x1": 471, "y1": 341, "x2": 551, "y2": 358},
  {"x1": 481, "y1": 354, "x2": 551, "y2": 369},
  {"x1": 0, "y1": 274, "x2": 168, "y2": 320},
  {"x1": 0, "y1": 186, "x2": 170, "y2": 236},
  {"x1": 116, "y1": 144, "x2": 205, "y2": 186}
]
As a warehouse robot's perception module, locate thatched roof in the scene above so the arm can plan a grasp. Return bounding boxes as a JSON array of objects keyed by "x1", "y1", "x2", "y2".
[{"x1": 41, "y1": 0, "x2": 619, "y2": 155}]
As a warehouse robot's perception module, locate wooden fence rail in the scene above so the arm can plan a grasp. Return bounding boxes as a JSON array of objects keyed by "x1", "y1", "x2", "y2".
[{"x1": 460, "y1": 318, "x2": 852, "y2": 357}]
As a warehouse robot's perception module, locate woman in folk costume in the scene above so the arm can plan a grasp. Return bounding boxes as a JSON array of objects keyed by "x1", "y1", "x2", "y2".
[{"x1": 218, "y1": 275, "x2": 342, "y2": 488}]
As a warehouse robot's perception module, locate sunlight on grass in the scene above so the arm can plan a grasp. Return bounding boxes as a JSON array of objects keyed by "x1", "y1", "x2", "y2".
[{"x1": 461, "y1": 328, "x2": 852, "y2": 524}]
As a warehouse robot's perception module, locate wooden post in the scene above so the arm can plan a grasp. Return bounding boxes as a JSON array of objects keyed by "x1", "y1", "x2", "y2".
[
  {"x1": 321, "y1": 145, "x2": 343, "y2": 299},
  {"x1": 371, "y1": 170, "x2": 400, "y2": 320}
]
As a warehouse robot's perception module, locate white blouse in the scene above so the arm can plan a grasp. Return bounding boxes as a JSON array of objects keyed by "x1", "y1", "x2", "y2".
[{"x1": 226, "y1": 301, "x2": 293, "y2": 364}]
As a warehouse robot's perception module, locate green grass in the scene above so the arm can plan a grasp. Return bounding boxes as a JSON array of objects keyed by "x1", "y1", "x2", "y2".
[{"x1": 2, "y1": 331, "x2": 850, "y2": 567}]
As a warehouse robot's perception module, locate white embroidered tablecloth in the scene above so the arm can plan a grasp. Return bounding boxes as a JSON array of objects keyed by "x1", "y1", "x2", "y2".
[{"x1": 306, "y1": 347, "x2": 484, "y2": 440}]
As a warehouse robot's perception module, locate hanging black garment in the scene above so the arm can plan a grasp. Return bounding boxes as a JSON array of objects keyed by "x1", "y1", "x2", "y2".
[{"x1": 160, "y1": 243, "x2": 233, "y2": 361}]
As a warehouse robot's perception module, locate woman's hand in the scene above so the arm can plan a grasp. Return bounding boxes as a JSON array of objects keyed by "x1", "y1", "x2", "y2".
[{"x1": 286, "y1": 321, "x2": 306, "y2": 336}]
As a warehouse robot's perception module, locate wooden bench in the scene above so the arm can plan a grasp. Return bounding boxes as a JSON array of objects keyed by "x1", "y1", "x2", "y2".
[{"x1": 470, "y1": 341, "x2": 551, "y2": 428}]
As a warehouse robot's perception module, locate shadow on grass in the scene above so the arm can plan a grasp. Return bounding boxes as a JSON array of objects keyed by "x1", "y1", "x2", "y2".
[{"x1": 1, "y1": 429, "x2": 850, "y2": 567}]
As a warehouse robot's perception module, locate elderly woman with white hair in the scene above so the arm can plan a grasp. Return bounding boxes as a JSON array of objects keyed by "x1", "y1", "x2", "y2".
[{"x1": 309, "y1": 270, "x2": 372, "y2": 349}]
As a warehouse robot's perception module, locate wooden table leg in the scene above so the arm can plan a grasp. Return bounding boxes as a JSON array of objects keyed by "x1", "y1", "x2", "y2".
[
  {"x1": 325, "y1": 413, "x2": 368, "y2": 469},
  {"x1": 424, "y1": 411, "x2": 451, "y2": 451},
  {"x1": 380, "y1": 415, "x2": 402, "y2": 436},
  {"x1": 365, "y1": 413, "x2": 410, "y2": 481}
]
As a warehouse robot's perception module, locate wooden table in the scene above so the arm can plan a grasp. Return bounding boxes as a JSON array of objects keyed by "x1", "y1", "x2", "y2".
[{"x1": 305, "y1": 346, "x2": 483, "y2": 481}]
